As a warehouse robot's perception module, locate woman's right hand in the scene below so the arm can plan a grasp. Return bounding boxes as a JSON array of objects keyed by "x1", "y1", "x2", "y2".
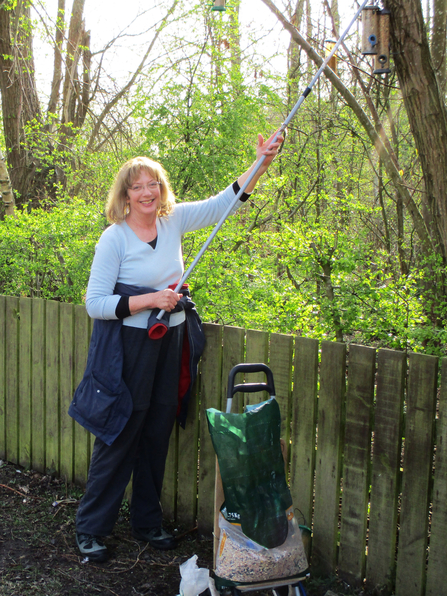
[
  {"x1": 152, "y1": 288, "x2": 182, "y2": 312},
  {"x1": 128, "y1": 288, "x2": 182, "y2": 315}
]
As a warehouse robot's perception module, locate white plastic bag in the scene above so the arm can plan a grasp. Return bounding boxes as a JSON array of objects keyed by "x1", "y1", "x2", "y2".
[{"x1": 178, "y1": 555, "x2": 210, "y2": 596}]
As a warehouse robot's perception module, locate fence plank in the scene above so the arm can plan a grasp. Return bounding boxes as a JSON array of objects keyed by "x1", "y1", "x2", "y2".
[
  {"x1": 221, "y1": 325, "x2": 245, "y2": 413},
  {"x1": 161, "y1": 418, "x2": 178, "y2": 523},
  {"x1": 31, "y1": 298, "x2": 46, "y2": 473},
  {"x1": 198, "y1": 324, "x2": 222, "y2": 535},
  {"x1": 73, "y1": 305, "x2": 91, "y2": 486},
  {"x1": 269, "y1": 333, "x2": 293, "y2": 462},
  {"x1": 45, "y1": 301, "x2": 60, "y2": 474},
  {"x1": 338, "y1": 344, "x2": 376, "y2": 585},
  {"x1": 426, "y1": 357, "x2": 447, "y2": 596},
  {"x1": 290, "y1": 336, "x2": 319, "y2": 533},
  {"x1": 312, "y1": 340, "x2": 346, "y2": 576},
  {"x1": 244, "y1": 328, "x2": 269, "y2": 407},
  {"x1": 161, "y1": 312, "x2": 184, "y2": 522},
  {"x1": 176, "y1": 374, "x2": 200, "y2": 528},
  {"x1": 19, "y1": 298, "x2": 32, "y2": 469},
  {"x1": 366, "y1": 348, "x2": 406, "y2": 591},
  {"x1": 5, "y1": 296, "x2": 19, "y2": 463},
  {"x1": 210, "y1": 326, "x2": 246, "y2": 558},
  {"x1": 395, "y1": 353, "x2": 438, "y2": 596},
  {"x1": 59, "y1": 303, "x2": 74, "y2": 483},
  {"x1": 0, "y1": 296, "x2": 5, "y2": 460}
]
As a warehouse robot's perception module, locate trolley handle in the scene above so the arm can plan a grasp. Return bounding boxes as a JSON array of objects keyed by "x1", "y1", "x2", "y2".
[
  {"x1": 226, "y1": 363, "x2": 276, "y2": 413},
  {"x1": 230, "y1": 382, "x2": 275, "y2": 396}
]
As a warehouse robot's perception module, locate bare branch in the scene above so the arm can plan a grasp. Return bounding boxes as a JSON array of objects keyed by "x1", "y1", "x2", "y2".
[{"x1": 86, "y1": 0, "x2": 180, "y2": 152}]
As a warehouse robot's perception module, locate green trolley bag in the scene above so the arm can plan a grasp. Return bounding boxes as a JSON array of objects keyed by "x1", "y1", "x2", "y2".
[{"x1": 207, "y1": 363, "x2": 291, "y2": 549}]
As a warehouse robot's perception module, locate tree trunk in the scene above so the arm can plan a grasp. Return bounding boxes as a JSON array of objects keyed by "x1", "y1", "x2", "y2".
[
  {"x1": 61, "y1": 0, "x2": 86, "y2": 136},
  {"x1": 384, "y1": 0, "x2": 447, "y2": 258},
  {"x1": 432, "y1": 0, "x2": 447, "y2": 94},
  {"x1": 228, "y1": 0, "x2": 241, "y2": 73},
  {"x1": 0, "y1": 2, "x2": 42, "y2": 206},
  {"x1": 288, "y1": 0, "x2": 306, "y2": 96},
  {"x1": 0, "y1": 153, "x2": 15, "y2": 217},
  {"x1": 47, "y1": 0, "x2": 66, "y2": 125}
]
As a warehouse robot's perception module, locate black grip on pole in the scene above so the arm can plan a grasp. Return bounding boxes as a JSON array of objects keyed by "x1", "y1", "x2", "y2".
[
  {"x1": 303, "y1": 86, "x2": 312, "y2": 98},
  {"x1": 227, "y1": 363, "x2": 276, "y2": 400}
]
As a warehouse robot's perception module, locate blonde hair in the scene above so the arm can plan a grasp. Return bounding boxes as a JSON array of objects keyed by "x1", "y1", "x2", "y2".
[{"x1": 105, "y1": 156, "x2": 176, "y2": 224}]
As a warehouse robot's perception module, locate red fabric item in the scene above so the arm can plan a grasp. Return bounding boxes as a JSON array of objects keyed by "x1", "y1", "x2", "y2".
[
  {"x1": 177, "y1": 325, "x2": 191, "y2": 416},
  {"x1": 173, "y1": 282, "x2": 191, "y2": 415},
  {"x1": 147, "y1": 282, "x2": 192, "y2": 414},
  {"x1": 147, "y1": 321, "x2": 168, "y2": 339},
  {"x1": 168, "y1": 282, "x2": 189, "y2": 291}
]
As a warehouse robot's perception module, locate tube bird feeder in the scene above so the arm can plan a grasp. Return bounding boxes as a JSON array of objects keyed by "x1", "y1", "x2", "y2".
[
  {"x1": 361, "y1": 5, "x2": 380, "y2": 55},
  {"x1": 373, "y1": 8, "x2": 391, "y2": 74},
  {"x1": 212, "y1": 0, "x2": 226, "y2": 11}
]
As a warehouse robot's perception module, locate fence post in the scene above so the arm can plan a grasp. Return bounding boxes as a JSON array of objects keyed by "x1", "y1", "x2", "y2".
[
  {"x1": 312, "y1": 340, "x2": 346, "y2": 576},
  {"x1": 426, "y1": 357, "x2": 447, "y2": 595},
  {"x1": 290, "y1": 336, "x2": 319, "y2": 550},
  {"x1": 338, "y1": 344, "x2": 376, "y2": 585},
  {"x1": 395, "y1": 353, "x2": 438, "y2": 596},
  {"x1": 197, "y1": 323, "x2": 223, "y2": 535},
  {"x1": 5, "y1": 296, "x2": 19, "y2": 464},
  {"x1": 366, "y1": 348, "x2": 406, "y2": 592},
  {"x1": 18, "y1": 297, "x2": 32, "y2": 469},
  {"x1": 0, "y1": 296, "x2": 6, "y2": 460}
]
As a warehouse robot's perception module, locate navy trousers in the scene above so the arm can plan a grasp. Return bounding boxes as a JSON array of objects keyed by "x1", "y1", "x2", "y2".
[{"x1": 76, "y1": 322, "x2": 184, "y2": 536}]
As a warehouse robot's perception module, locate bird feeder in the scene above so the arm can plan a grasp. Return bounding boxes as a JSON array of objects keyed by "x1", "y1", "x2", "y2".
[
  {"x1": 361, "y1": 5, "x2": 380, "y2": 55},
  {"x1": 212, "y1": 0, "x2": 226, "y2": 11},
  {"x1": 373, "y1": 8, "x2": 391, "y2": 75},
  {"x1": 324, "y1": 39, "x2": 337, "y2": 74}
]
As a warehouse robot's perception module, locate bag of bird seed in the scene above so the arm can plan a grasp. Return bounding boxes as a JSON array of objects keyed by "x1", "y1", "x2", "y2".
[
  {"x1": 206, "y1": 398, "x2": 292, "y2": 549},
  {"x1": 214, "y1": 512, "x2": 308, "y2": 586}
]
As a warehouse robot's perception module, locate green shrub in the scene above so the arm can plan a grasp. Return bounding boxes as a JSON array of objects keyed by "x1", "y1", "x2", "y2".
[{"x1": 0, "y1": 199, "x2": 106, "y2": 303}]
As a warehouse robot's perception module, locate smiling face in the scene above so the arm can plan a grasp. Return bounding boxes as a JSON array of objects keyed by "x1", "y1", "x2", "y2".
[{"x1": 126, "y1": 170, "x2": 161, "y2": 222}]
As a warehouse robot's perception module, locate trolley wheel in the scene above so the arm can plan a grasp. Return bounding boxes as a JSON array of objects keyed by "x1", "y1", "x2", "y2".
[
  {"x1": 272, "y1": 584, "x2": 307, "y2": 596},
  {"x1": 218, "y1": 588, "x2": 237, "y2": 596}
]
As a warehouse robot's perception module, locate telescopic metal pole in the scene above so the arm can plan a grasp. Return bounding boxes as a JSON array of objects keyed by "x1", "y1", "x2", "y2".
[{"x1": 157, "y1": 0, "x2": 369, "y2": 320}]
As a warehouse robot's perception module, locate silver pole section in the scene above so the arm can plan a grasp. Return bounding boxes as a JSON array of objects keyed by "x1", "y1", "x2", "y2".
[{"x1": 158, "y1": 0, "x2": 369, "y2": 320}]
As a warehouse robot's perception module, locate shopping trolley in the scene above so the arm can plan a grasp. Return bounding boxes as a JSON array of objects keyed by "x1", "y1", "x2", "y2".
[{"x1": 206, "y1": 363, "x2": 309, "y2": 596}]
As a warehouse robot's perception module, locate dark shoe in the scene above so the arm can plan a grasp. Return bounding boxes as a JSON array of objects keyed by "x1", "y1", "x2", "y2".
[
  {"x1": 132, "y1": 527, "x2": 176, "y2": 550},
  {"x1": 76, "y1": 533, "x2": 109, "y2": 562}
]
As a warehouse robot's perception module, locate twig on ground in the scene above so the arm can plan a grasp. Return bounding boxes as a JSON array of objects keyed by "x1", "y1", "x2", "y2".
[
  {"x1": 57, "y1": 569, "x2": 120, "y2": 596},
  {"x1": 0, "y1": 483, "x2": 43, "y2": 500},
  {"x1": 175, "y1": 526, "x2": 198, "y2": 541}
]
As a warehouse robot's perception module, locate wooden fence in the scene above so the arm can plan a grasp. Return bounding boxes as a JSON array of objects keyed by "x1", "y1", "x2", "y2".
[{"x1": 1, "y1": 295, "x2": 446, "y2": 596}]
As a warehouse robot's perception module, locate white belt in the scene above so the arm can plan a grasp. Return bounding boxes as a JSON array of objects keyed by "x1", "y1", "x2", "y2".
[{"x1": 122, "y1": 309, "x2": 186, "y2": 330}]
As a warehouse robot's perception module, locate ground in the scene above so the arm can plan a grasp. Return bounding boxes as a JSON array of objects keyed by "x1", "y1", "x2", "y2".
[{"x1": 0, "y1": 460, "x2": 372, "y2": 596}]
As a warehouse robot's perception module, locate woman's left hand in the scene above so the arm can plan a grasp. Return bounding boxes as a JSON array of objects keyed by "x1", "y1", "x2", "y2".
[
  {"x1": 256, "y1": 130, "x2": 284, "y2": 168},
  {"x1": 236, "y1": 129, "x2": 285, "y2": 193}
]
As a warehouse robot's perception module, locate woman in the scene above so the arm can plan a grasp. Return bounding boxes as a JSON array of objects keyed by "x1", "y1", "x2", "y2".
[{"x1": 69, "y1": 131, "x2": 283, "y2": 562}]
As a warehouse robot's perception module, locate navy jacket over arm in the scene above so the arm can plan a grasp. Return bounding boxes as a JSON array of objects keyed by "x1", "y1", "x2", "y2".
[{"x1": 68, "y1": 283, "x2": 205, "y2": 445}]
